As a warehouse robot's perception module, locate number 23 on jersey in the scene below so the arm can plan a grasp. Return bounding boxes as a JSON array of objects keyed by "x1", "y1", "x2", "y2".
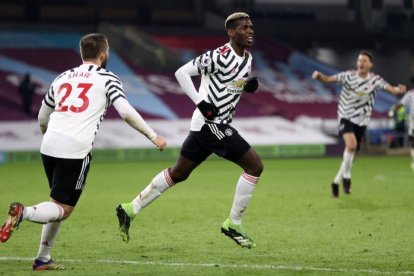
[{"x1": 56, "y1": 82, "x2": 92, "y2": 113}]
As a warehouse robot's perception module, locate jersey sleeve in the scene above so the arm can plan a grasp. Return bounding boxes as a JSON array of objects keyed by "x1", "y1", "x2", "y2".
[
  {"x1": 192, "y1": 50, "x2": 218, "y2": 76},
  {"x1": 102, "y1": 72, "x2": 126, "y2": 105},
  {"x1": 335, "y1": 71, "x2": 348, "y2": 85},
  {"x1": 43, "y1": 85, "x2": 56, "y2": 109},
  {"x1": 175, "y1": 61, "x2": 202, "y2": 104},
  {"x1": 375, "y1": 75, "x2": 389, "y2": 90},
  {"x1": 400, "y1": 91, "x2": 412, "y2": 108}
]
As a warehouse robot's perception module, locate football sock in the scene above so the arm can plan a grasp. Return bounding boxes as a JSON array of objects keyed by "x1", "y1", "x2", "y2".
[
  {"x1": 342, "y1": 150, "x2": 355, "y2": 179},
  {"x1": 23, "y1": 202, "x2": 64, "y2": 224},
  {"x1": 334, "y1": 150, "x2": 355, "y2": 183},
  {"x1": 230, "y1": 172, "x2": 259, "y2": 225},
  {"x1": 131, "y1": 169, "x2": 174, "y2": 214},
  {"x1": 410, "y1": 148, "x2": 414, "y2": 162},
  {"x1": 36, "y1": 221, "x2": 61, "y2": 262},
  {"x1": 333, "y1": 162, "x2": 346, "y2": 184}
]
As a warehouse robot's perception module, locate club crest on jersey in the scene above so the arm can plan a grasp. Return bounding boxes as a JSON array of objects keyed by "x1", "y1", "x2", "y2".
[
  {"x1": 355, "y1": 90, "x2": 366, "y2": 96},
  {"x1": 197, "y1": 55, "x2": 212, "y2": 70},
  {"x1": 225, "y1": 128, "x2": 233, "y2": 136},
  {"x1": 227, "y1": 79, "x2": 244, "y2": 94}
]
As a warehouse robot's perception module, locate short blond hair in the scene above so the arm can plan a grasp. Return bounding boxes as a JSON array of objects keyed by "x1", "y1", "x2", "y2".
[{"x1": 225, "y1": 12, "x2": 250, "y2": 30}]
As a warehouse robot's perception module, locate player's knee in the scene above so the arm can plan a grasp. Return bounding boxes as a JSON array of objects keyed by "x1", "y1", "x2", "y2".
[
  {"x1": 55, "y1": 203, "x2": 74, "y2": 221},
  {"x1": 246, "y1": 160, "x2": 264, "y2": 177},
  {"x1": 61, "y1": 208, "x2": 73, "y2": 220},
  {"x1": 169, "y1": 169, "x2": 190, "y2": 183},
  {"x1": 346, "y1": 144, "x2": 357, "y2": 152},
  {"x1": 255, "y1": 160, "x2": 264, "y2": 176}
]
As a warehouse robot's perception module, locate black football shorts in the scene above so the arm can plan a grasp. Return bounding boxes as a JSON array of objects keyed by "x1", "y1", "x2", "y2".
[
  {"x1": 180, "y1": 123, "x2": 251, "y2": 164},
  {"x1": 41, "y1": 153, "x2": 92, "y2": 206},
  {"x1": 338, "y1": 118, "x2": 367, "y2": 150}
]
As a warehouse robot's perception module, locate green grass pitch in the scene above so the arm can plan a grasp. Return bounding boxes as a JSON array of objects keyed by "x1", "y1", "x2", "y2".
[{"x1": 0, "y1": 155, "x2": 413, "y2": 275}]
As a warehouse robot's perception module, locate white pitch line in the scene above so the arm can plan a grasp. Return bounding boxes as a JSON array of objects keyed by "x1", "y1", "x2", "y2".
[{"x1": 1, "y1": 256, "x2": 414, "y2": 275}]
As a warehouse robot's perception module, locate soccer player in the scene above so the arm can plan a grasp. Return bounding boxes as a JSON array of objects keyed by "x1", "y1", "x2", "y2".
[
  {"x1": 398, "y1": 88, "x2": 414, "y2": 170},
  {"x1": 0, "y1": 33, "x2": 167, "y2": 270},
  {"x1": 312, "y1": 51, "x2": 406, "y2": 198},
  {"x1": 116, "y1": 12, "x2": 263, "y2": 249}
]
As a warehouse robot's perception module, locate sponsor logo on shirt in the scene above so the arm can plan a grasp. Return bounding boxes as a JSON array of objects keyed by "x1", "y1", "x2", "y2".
[{"x1": 227, "y1": 79, "x2": 244, "y2": 94}]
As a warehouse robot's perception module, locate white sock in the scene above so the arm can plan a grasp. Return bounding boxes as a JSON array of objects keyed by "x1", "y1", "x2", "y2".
[
  {"x1": 131, "y1": 169, "x2": 173, "y2": 214},
  {"x1": 333, "y1": 162, "x2": 346, "y2": 184},
  {"x1": 411, "y1": 148, "x2": 414, "y2": 163},
  {"x1": 342, "y1": 150, "x2": 355, "y2": 179},
  {"x1": 333, "y1": 150, "x2": 355, "y2": 183},
  {"x1": 23, "y1": 202, "x2": 64, "y2": 224},
  {"x1": 36, "y1": 221, "x2": 61, "y2": 262},
  {"x1": 230, "y1": 172, "x2": 259, "y2": 225}
]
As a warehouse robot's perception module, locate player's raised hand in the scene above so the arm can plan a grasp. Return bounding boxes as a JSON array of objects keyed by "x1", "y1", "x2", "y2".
[
  {"x1": 396, "y1": 84, "x2": 406, "y2": 94},
  {"x1": 152, "y1": 136, "x2": 167, "y2": 151},
  {"x1": 312, "y1": 70, "x2": 321, "y2": 80}
]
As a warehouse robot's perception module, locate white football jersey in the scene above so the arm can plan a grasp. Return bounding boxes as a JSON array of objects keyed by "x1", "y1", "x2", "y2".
[
  {"x1": 400, "y1": 90, "x2": 414, "y2": 136},
  {"x1": 41, "y1": 63, "x2": 126, "y2": 158},
  {"x1": 336, "y1": 70, "x2": 389, "y2": 126},
  {"x1": 189, "y1": 43, "x2": 253, "y2": 130}
]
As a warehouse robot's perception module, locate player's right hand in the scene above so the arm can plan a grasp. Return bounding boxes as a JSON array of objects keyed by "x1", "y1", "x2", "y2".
[
  {"x1": 152, "y1": 136, "x2": 167, "y2": 151},
  {"x1": 396, "y1": 84, "x2": 406, "y2": 94},
  {"x1": 197, "y1": 100, "x2": 218, "y2": 120},
  {"x1": 312, "y1": 70, "x2": 321, "y2": 80}
]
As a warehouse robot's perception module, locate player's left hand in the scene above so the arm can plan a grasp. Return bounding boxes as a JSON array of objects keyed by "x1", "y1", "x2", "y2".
[
  {"x1": 243, "y1": 76, "x2": 259, "y2": 93},
  {"x1": 152, "y1": 135, "x2": 167, "y2": 151}
]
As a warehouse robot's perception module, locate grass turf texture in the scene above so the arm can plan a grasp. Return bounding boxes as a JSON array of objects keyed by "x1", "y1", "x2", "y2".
[{"x1": 0, "y1": 155, "x2": 413, "y2": 275}]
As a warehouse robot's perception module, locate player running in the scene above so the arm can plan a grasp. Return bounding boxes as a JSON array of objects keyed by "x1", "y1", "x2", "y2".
[
  {"x1": 116, "y1": 12, "x2": 262, "y2": 249},
  {"x1": 0, "y1": 33, "x2": 166, "y2": 270},
  {"x1": 312, "y1": 51, "x2": 406, "y2": 198}
]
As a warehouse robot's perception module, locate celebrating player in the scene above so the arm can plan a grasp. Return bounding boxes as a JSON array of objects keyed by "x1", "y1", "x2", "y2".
[
  {"x1": 116, "y1": 12, "x2": 262, "y2": 249},
  {"x1": 312, "y1": 51, "x2": 406, "y2": 198},
  {"x1": 0, "y1": 33, "x2": 167, "y2": 270}
]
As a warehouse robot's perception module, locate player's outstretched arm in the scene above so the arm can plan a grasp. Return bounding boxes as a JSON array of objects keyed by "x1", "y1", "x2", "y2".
[
  {"x1": 312, "y1": 70, "x2": 337, "y2": 83},
  {"x1": 384, "y1": 84, "x2": 406, "y2": 95},
  {"x1": 37, "y1": 102, "x2": 54, "y2": 134},
  {"x1": 113, "y1": 98, "x2": 167, "y2": 151}
]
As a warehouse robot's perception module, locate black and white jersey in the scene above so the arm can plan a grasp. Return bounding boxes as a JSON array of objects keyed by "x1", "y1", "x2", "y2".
[
  {"x1": 401, "y1": 90, "x2": 414, "y2": 136},
  {"x1": 189, "y1": 43, "x2": 253, "y2": 130},
  {"x1": 336, "y1": 70, "x2": 389, "y2": 126},
  {"x1": 41, "y1": 64, "x2": 126, "y2": 158}
]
